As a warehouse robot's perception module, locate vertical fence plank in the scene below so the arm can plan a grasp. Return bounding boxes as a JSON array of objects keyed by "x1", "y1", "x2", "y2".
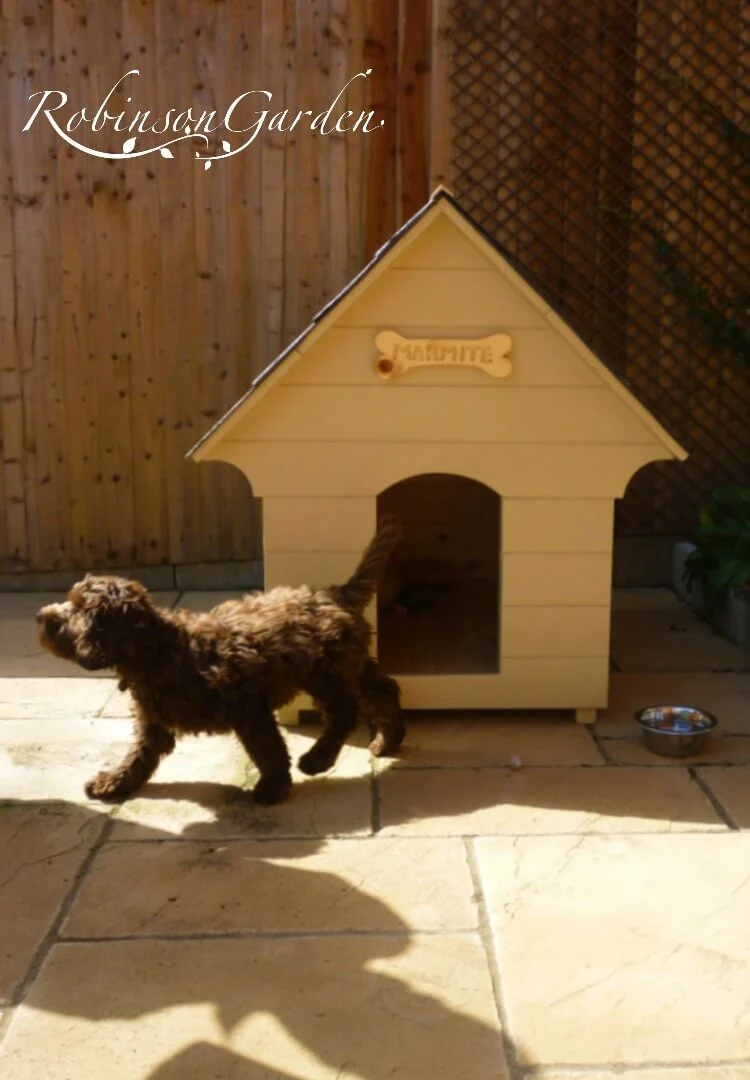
[
  {"x1": 28, "y1": 3, "x2": 66, "y2": 569},
  {"x1": 327, "y1": 0, "x2": 351, "y2": 294},
  {"x1": 154, "y1": 0, "x2": 199, "y2": 565},
  {"x1": 262, "y1": 0, "x2": 287, "y2": 366},
  {"x1": 191, "y1": 0, "x2": 228, "y2": 562},
  {"x1": 295, "y1": 0, "x2": 329, "y2": 327},
  {"x1": 86, "y1": 0, "x2": 136, "y2": 567},
  {"x1": 363, "y1": 0, "x2": 399, "y2": 256},
  {"x1": 220, "y1": 0, "x2": 263, "y2": 559},
  {"x1": 281, "y1": 0, "x2": 299, "y2": 345},
  {"x1": 429, "y1": 0, "x2": 454, "y2": 190},
  {"x1": 122, "y1": 0, "x2": 169, "y2": 567},
  {"x1": 9, "y1": 4, "x2": 52, "y2": 569},
  {"x1": 0, "y1": 0, "x2": 27, "y2": 567},
  {"x1": 399, "y1": 0, "x2": 431, "y2": 220},
  {"x1": 52, "y1": 0, "x2": 97, "y2": 568},
  {"x1": 345, "y1": 0, "x2": 366, "y2": 278}
]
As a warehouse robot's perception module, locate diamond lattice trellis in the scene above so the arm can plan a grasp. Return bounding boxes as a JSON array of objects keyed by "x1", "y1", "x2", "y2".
[{"x1": 448, "y1": 0, "x2": 750, "y2": 537}]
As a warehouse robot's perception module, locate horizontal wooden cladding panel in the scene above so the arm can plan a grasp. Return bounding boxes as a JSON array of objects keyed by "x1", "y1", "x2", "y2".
[
  {"x1": 503, "y1": 500, "x2": 614, "y2": 553},
  {"x1": 396, "y1": 659, "x2": 609, "y2": 710},
  {"x1": 264, "y1": 550, "x2": 364, "y2": 589},
  {"x1": 287, "y1": 328, "x2": 601, "y2": 387},
  {"x1": 262, "y1": 497, "x2": 375, "y2": 552},
  {"x1": 503, "y1": 553, "x2": 612, "y2": 606},
  {"x1": 216, "y1": 441, "x2": 665, "y2": 499},
  {"x1": 501, "y1": 606, "x2": 611, "y2": 658},
  {"x1": 234, "y1": 386, "x2": 656, "y2": 445},
  {"x1": 338, "y1": 269, "x2": 548, "y2": 328},
  {"x1": 264, "y1": 550, "x2": 377, "y2": 630},
  {"x1": 390, "y1": 215, "x2": 494, "y2": 269}
]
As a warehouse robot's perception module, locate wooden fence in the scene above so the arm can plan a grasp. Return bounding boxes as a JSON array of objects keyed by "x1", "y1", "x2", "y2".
[
  {"x1": 0, "y1": 0, "x2": 447, "y2": 572},
  {"x1": 1, "y1": 0, "x2": 747, "y2": 577}
]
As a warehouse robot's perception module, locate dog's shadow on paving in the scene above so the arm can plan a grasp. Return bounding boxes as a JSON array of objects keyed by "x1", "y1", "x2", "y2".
[
  {"x1": 132, "y1": 756, "x2": 723, "y2": 835},
  {"x1": 8, "y1": 797, "x2": 523, "y2": 1080}
]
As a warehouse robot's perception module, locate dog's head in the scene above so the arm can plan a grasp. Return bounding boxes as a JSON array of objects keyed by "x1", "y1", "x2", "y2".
[{"x1": 36, "y1": 575, "x2": 156, "y2": 672}]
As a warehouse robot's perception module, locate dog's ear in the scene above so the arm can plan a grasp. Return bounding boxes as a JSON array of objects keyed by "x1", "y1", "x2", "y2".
[
  {"x1": 129, "y1": 581, "x2": 152, "y2": 609},
  {"x1": 80, "y1": 576, "x2": 155, "y2": 638},
  {"x1": 108, "y1": 579, "x2": 154, "y2": 631},
  {"x1": 79, "y1": 580, "x2": 153, "y2": 667}
]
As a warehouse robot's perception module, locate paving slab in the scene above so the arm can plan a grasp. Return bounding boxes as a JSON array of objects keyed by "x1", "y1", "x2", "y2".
[
  {"x1": 603, "y1": 733, "x2": 750, "y2": 766},
  {"x1": 0, "y1": 935, "x2": 508, "y2": 1079},
  {"x1": 97, "y1": 683, "x2": 130, "y2": 717},
  {"x1": 110, "y1": 729, "x2": 373, "y2": 839},
  {"x1": 3, "y1": 587, "x2": 750, "y2": 1078},
  {"x1": 0, "y1": 718, "x2": 133, "y2": 804},
  {"x1": 610, "y1": 604, "x2": 750, "y2": 672},
  {"x1": 378, "y1": 715, "x2": 603, "y2": 769},
  {"x1": 378, "y1": 765, "x2": 722, "y2": 836},
  {"x1": 63, "y1": 837, "x2": 476, "y2": 937},
  {"x1": 597, "y1": 671, "x2": 750, "y2": 736},
  {"x1": 0, "y1": 804, "x2": 105, "y2": 1004},
  {"x1": 0, "y1": 715, "x2": 373, "y2": 836},
  {"x1": 476, "y1": 833, "x2": 750, "y2": 1066},
  {"x1": 0, "y1": 677, "x2": 118, "y2": 719},
  {"x1": 610, "y1": 587, "x2": 685, "y2": 611},
  {"x1": 697, "y1": 765, "x2": 750, "y2": 828},
  {"x1": 0, "y1": 594, "x2": 70, "y2": 678}
]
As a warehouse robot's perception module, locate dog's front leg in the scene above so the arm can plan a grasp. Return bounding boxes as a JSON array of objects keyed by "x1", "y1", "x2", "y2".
[
  {"x1": 85, "y1": 719, "x2": 175, "y2": 802},
  {"x1": 233, "y1": 708, "x2": 292, "y2": 805}
]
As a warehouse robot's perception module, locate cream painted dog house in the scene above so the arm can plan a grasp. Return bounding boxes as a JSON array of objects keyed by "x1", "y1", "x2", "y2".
[{"x1": 190, "y1": 189, "x2": 686, "y2": 724}]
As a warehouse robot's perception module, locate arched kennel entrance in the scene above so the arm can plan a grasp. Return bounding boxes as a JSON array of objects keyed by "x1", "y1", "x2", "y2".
[{"x1": 376, "y1": 474, "x2": 501, "y2": 675}]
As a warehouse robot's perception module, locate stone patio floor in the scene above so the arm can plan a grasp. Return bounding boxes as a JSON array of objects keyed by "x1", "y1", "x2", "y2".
[{"x1": 1, "y1": 587, "x2": 750, "y2": 1079}]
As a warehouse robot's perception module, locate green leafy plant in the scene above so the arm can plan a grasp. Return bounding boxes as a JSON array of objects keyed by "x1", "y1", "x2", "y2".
[{"x1": 684, "y1": 485, "x2": 750, "y2": 611}]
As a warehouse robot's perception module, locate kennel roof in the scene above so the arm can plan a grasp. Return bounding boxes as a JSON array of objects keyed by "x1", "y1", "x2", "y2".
[{"x1": 188, "y1": 187, "x2": 687, "y2": 464}]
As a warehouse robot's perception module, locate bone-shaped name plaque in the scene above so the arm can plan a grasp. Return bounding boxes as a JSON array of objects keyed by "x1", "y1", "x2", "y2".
[{"x1": 374, "y1": 331, "x2": 513, "y2": 380}]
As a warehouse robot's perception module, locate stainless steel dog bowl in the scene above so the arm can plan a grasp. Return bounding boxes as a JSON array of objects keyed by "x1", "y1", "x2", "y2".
[{"x1": 634, "y1": 705, "x2": 717, "y2": 758}]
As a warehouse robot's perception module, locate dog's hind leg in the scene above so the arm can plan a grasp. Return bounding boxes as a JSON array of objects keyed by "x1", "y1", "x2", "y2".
[
  {"x1": 233, "y1": 707, "x2": 292, "y2": 805},
  {"x1": 297, "y1": 675, "x2": 360, "y2": 776},
  {"x1": 359, "y1": 658, "x2": 405, "y2": 757},
  {"x1": 85, "y1": 719, "x2": 175, "y2": 802}
]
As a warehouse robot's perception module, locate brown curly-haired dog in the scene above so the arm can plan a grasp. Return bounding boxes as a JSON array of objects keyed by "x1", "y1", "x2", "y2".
[{"x1": 36, "y1": 522, "x2": 405, "y2": 805}]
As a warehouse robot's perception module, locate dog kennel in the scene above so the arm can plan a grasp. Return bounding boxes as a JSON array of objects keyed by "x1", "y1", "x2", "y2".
[{"x1": 189, "y1": 188, "x2": 686, "y2": 723}]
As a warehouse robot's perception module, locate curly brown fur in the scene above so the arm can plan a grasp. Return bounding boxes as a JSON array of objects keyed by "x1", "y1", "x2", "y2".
[{"x1": 36, "y1": 522, "x2": 405, "y2": 805}]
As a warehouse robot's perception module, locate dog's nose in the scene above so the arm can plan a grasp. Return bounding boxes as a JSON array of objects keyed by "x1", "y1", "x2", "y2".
[{"x1": 36, "y1": 612, "x2": 44, "y2": 625}]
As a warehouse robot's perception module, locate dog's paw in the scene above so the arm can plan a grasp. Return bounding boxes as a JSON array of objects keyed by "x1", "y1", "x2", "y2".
[
  {"x1": 369, "y1": 726, "x2": 406, "y2": 758},
  {"x1": 297, "y1": 746, "x2": 336, "y2": 776},
  {"x1": 252, "y1": 774, "x2": 292, "y2": 806},
  {"x1": 84, "y1": 771, "x2": 133, "y2": 802},
  {"x1": 369, "y1": 732, "x2": 388, "y2": 757}
]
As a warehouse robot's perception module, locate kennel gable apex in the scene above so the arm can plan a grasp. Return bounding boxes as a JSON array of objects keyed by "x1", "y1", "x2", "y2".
[{"x1": 189, "y1": 188, "x2": 686, "y2": 465}]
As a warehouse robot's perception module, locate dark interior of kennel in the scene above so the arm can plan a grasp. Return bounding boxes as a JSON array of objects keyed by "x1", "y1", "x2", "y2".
[{"x1": 376, "y1": 474, "x2": 501, "y2": 675}]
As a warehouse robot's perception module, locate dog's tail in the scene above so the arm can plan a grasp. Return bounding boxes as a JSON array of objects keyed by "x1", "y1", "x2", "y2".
[{"x1": 337, "y1": 518, "x2": 402, "y2": 612}]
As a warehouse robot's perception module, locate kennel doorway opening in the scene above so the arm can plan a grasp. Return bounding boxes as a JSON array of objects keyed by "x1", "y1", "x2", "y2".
[{"x1": 376, "y1": 474, "x2": 501, "y2": 675}]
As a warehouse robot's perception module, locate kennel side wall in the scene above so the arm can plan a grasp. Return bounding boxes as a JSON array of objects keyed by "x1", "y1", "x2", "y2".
[{"x1": 206, "y1": 212, "x2": 675, "y2": 710}]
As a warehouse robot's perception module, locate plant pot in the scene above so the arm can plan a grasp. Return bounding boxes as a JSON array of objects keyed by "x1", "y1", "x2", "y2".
[{"x1": 672, "y1": 541, "x2": 750, "y2": 653}]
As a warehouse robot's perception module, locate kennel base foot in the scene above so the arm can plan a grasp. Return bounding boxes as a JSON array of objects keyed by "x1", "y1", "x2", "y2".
[{"x1": 575, "y1": 708, "x2": 598, "y2": 725}]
